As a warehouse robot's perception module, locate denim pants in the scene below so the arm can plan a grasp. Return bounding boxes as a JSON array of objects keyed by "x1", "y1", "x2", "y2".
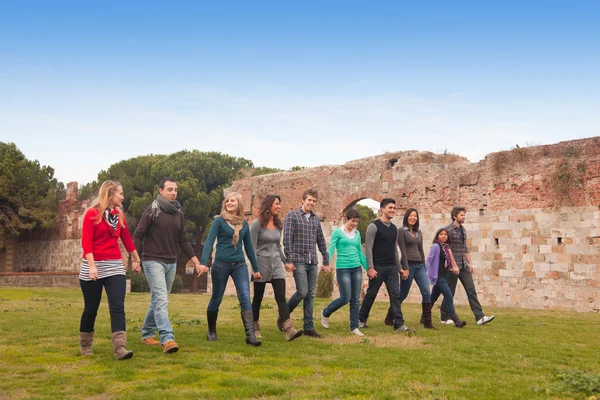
[
  {"x1": 141, "y1": 261, "x2": 177, "y2": 344},
  {"x1": 431, "y1": 274, "x2": 456, "y2": 316},
  {"x1": 287, "y1": 262, "x2": 318, "y2": 330},
  {"x1": 79, "y1": 274, "x2": 126, "y2": 333},
  {"x1": 208, "y1": 260, "x2": 252, "y2": 312},
  {"x1": 440, "y1": 266, "x2": 484, "y2": 322},
  {"x1": 399, "y1": 262, "x2": 432, "y2": 304},
  {"x1": 359, "y1": 265, "x2": 403, "y2": 327},
  {"x1": 323, "y1": 266, "x2": 363, "y2": 330}
]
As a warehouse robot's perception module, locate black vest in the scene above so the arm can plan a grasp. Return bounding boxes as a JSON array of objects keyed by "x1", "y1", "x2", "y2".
[{"x1": 372, "y1": 219, "x2": 398, "y2": 266}]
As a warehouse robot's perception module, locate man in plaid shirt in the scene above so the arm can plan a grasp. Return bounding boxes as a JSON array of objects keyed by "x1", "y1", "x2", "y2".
[
  {"x1": 284, "y1": 189, "x2": 330, "y2": 338},
  {"x1": 440, "y1": 207, "x2": 495, "y2": 326}
]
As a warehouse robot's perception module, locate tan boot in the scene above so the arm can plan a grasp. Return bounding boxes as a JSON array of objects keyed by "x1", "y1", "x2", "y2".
[
  {"x1": 282, "y1": 319, "x2": 303, "y2": 341},
  {"x1": 254, "y1": 321, "x2": 262, "y2": 339},
  {"x1": 111, "y1": 331, "x2": 133, "y2": 360},
  {"x1": 79, "y1": 331, "x2": 94, "y2": 356}
]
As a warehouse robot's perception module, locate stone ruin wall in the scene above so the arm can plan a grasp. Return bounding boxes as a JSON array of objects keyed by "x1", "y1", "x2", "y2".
[{"x1": 224, "y1": 137, "x2": 600, "y2": 312}]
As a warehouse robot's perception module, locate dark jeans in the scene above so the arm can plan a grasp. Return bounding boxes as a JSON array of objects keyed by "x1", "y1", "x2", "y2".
[
  {"x1": 399, "y1": 262, "x2": 431, "y2": 303},
  {"x1": 287, "y1": 262, "x2": 318, "y2": 330},
  {"x1": 431, "y1": 274, "x2": 456, "y2": 316},
  {"x1": 440, "y1": 267, "x2": 484, "y2": 322},
  {"x1": 208, "y1": 260, "x2": 252, "y2": 312},
  {"x1": 79, "y1": 275, "x2": 126, "y2": 333},
  {"x1": 323, "y1": 266, "x2": 362, "y2": 330},
  {"x1": 359, "y1": 265, "x2": 403, "y2": 327},
  {"x1": 252, "y1": 279, "x2": 290, "y2": 322}
]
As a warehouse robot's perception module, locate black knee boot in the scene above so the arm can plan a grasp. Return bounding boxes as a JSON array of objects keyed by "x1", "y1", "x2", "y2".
[
  {"x1": 241, "y1": 309, "x2": 261, "y2": 346},
  {"x1": 206, "y1": 310, "x2": 218, "y2": 341}
]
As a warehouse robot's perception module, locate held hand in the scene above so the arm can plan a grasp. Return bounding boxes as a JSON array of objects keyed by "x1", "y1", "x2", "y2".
[
  {"x1": 321, "y1": 265, "x2": 330, "y2": 273},
  {"x1": 132, "y1": 260, "x2": 141, "y2": 274},
  {"x1": 88, "y1": 265, "x2": 98, "y2": 281},
  {"x1": 367, "y1": 268, "x2": 377, "y2": 280},
  {"x1": 452, "y1": 267, "x2": 460, "y2": 275},
  {"x1": 400, "y1": 269, "x2": 409, "y2": 280},
  {"x1": 285, "y1": 263, "x2": 296, "y2": 272},
  {"x1": 196, "y1": 264, "x2": 209, "y2": 276},
  {"x1": 253, "y1": 272, "x2": 262, "y2": 281}
]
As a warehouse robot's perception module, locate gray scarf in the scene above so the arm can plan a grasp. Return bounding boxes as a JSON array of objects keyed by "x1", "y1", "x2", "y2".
[{"x1": 149, "y1": 194, "x2": 181, "y2": 220}]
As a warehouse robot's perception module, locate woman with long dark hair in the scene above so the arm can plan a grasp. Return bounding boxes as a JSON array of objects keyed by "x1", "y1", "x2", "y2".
[
  {"x1": 79, "y1": 180, "x2": 141, "y2": 359},
  {"x1": 426, "y1": 228, "x2": 466, "y2": 327},
  {"x1": 199, "y1": 192, "x2": 261, "y2": 346}
]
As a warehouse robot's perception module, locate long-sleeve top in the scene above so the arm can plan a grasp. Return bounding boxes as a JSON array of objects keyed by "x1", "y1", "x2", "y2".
[
  {"x1": 250, "y1": 219, "x2": 286, "y2": 282},
  {"x1": 283, "y1": 207, "x2": 329, "y2": 266},
  {"x1": 81, "y1": 208, "x2": 135, "y2": 260},
  {"x1": 328, "y1": 227, "x2": 368, "y2": 271},
  {"x1": 200, "y1": 217, "x2": 259, "y2": 272},
  {"x1": 132, "y1": 205, "x2": 196, "y2": 263},
  {"x1": 397, "y1": 226, "x2": 426, "y2": 269},
  {"x1": 444, "y1": 222, "x2": 469, "y2": 268},
  {"x1": 365, "y1": 220, "x2": 402, "y2": 270}
]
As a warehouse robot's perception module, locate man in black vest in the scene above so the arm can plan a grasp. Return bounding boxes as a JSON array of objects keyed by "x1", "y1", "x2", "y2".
[{"x1": 358, "y1": 198, "x2": 414, "y2": 332}]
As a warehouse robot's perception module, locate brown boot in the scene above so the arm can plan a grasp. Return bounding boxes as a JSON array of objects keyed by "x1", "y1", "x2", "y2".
[
  {"x1": 79, "y1": 331, "x2": 94, "y2": 356},
  {"x1": 282, "y1": 319, "x2": 303, "y2": 341},
  {"x1": 384, "y1": 307, "x2": 394, "y2": 326},
  {"x1": 254, "y1": 321, "x2": 262, "y2": 339},
  {"x1": 422, "y1": 303, "x2": 436, "y2": 329},
  {"x1": 111, "y1": 331, "x2": 134, "y2": 360}
]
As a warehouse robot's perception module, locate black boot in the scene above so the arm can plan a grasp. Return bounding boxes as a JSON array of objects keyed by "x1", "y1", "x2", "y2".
[
  {"x1": 241, "y1": 309, "x2": 262, "y2": 346},
  {"x1": 422, "y1": 303, "x2": 436, "y2": 329},
  {"x1": 206, "y1": 310, "x2": 218, "y2": 341},
  {"x1": 451, "y1": 314, "x2": 467, "y2": 328},
  {"x1": 384, "y1": 307, "x2": 394, "y2": 326}
]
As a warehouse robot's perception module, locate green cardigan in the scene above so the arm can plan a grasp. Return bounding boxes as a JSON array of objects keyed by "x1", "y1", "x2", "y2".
[{"x1": 328, "y1": 227, "x2": 368, "y2": 270}]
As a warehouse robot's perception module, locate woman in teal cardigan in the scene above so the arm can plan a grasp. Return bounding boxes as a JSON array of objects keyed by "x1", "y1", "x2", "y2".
[{"x1": 320, "y1": 208, "x2": 368, "y2": 336}]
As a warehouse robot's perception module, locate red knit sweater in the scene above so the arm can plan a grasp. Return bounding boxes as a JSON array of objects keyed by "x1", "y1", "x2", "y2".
[{"x1": 81, "y1": 208, "x2": 136, "y2": 260}]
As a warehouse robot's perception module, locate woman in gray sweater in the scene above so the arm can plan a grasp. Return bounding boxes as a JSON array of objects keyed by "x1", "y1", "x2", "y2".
[{"x1": 250, "y1": 195, "x2": 302, "y2": 341}]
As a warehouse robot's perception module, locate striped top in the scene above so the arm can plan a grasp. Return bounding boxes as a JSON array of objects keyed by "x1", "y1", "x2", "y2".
[{"x1": 79, "y1": 259, "x2": 125, "y2": 281}]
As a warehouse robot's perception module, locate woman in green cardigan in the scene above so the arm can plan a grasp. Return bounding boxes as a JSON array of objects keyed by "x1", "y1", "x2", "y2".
[{"x1": 320, "y1": 208, "x2": 368, "y2": 336}]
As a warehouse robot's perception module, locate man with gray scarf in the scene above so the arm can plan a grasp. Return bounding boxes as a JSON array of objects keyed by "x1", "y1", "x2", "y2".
[{"x1": 133, "y1": 177, "x2": 208, "y2": 354}]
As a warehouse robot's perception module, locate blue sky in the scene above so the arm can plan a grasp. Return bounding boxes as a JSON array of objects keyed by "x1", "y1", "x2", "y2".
[{"x1": 1, "y1": 1, "x2": 599, "y2": 184}]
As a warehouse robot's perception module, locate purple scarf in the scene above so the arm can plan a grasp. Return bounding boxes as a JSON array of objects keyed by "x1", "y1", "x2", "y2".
[{"x1": 435, "y1": 240, "x2": 452, "y2": 268}]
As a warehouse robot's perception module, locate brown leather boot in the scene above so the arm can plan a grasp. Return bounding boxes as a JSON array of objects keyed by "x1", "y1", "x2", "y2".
[
  {"x1": 282, "y1": 319, "x2": 303, "y2": 341},
  {"x1": 79, "y1": 331, "x2": 94, "y2": 356},
  {"x1": 254, "y1": 321, "x2": 262, "y2": 339},
  {"x1": 384, "y1": 307, "x2": 394, "y2": 326},
  {"x1": 111, "y1": 331, "x2": 134, "y2": 360},
  {"x1": 422, "y1": 303, "x2": 436, "y2": 329}
]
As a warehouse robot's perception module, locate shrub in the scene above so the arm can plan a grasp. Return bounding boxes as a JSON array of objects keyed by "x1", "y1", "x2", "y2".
[
  {"x1": 130, "y1": 272, "x2": 150, "y2": 293},
  {"x1": 171, "y1": 275, "x2": 183, "y2": 294},
  {"x1": 315, "y1": 270, "x2": 334, "y2": 298}
]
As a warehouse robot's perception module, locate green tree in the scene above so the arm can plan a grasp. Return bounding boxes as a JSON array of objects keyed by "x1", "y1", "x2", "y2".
[
  {"x1": 84, "y1": 151, "x2": 254, "y2": 249},
  {"x1": 355, "y1": 204, "x2": 377, "y2": 244},
  {"x1": 0, "y1": 142, "x2": 64, "y2": 248}
]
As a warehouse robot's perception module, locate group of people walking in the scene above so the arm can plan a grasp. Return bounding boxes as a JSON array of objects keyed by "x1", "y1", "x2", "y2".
[{"x1": 78, "y1": 179, "x2": 494, "y2": 360}]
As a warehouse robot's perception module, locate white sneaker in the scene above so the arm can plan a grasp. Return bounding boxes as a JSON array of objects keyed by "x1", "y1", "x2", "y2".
[
  {"x1": 477, "y1": 315, "x2": 495, "y2": 325},
  {"x1": 351, "y1": 328, "x2": 365, "y2": 337},
  {"x1": 320, "y1": 310, "x2": 330, "y2": 329},
  {"x1": 441, "y1": 319, "x2": 455, "y2": 325}
]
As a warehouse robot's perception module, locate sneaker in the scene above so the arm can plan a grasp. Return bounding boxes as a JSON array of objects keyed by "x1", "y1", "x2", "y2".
[
  {"x1": 163, "y1": 340, "x2": 179, "y2": 354},
  {"x1": 358, "y1": 321, "x2": 368, "y2": 329},
  {"x1": 394, "y1": 324, "x2": 416, "y2": 333},
  {"x1": 440, "y1": 319, "x2": 455, "y2": 325},
  {"x1": 303, "y1": 329, "x2": 323, "y2": 338},
  {"x1": 477, "y1": 315, "x2": 495, "y2": 326},
  {"x1": 351, "y1": 328, "x2": 365, "y2": 337},
  {"x1": 141, "y1": 337, "x2": 161, "y2": 346},
  {"x1": 320, "y1": 310, "x2": 330, "y2": 329}
]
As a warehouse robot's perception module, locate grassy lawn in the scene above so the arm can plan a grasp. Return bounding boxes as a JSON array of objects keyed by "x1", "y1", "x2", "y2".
[{"x1": 0, "y1": 287, "x2": 599, "y2": 399}]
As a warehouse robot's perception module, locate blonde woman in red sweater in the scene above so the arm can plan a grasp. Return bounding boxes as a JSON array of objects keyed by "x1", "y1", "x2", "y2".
[{"x1": 79, "y1": 180, "x2": 141, "y2": 360}]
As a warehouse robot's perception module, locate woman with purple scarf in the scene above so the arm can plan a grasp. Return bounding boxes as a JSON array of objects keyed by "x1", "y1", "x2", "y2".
[{"x1": 426, "y1": 228, "x2": 467, "y2": 328}]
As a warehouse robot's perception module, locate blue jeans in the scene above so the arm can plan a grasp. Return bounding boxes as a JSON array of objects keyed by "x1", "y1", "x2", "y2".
[
  {"x1": 399, "y1": 262, "x2": 431, "y2": 304},
  {"x1": 323, "y1": 267, "x2": 362, "y2": 330},
  {"x1": 207, "y1": 260, "x2": 252, "y2": 312},
  {"x1": 141, "y1": 261, "x2": 177, "y2": 344},
  {"x1": 431, "y1": 274, "x2": 456, "y2": 316},
  {"x1": 287, "y1": 262, "x2": 318, "y2": 330}
]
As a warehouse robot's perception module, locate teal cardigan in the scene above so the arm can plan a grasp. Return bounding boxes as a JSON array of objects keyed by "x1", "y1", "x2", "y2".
[
  {"x1": 328, "y1": 227, "x2": 368, "y2": 270},
  {"x1": 200, "y1": 217, "x2": 259, "y2": 272}
]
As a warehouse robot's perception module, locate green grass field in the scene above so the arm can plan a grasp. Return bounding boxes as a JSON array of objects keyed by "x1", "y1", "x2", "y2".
[{"x1": 0, "y1": 287, "x2": 599, "y2": 399}]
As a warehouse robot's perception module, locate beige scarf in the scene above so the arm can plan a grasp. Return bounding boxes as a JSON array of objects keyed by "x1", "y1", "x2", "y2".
[{"x1": 221, "y1": 211, "x2": 245, "y2": 246}]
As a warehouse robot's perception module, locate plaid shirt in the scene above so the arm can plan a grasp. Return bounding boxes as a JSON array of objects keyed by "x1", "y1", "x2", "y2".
[
  {"x1": 444, "y1": 222, "x2": 469, "y2": 268},
  {"x1": 283, "y1": 207, "x2": 329, "y2": 265}
]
